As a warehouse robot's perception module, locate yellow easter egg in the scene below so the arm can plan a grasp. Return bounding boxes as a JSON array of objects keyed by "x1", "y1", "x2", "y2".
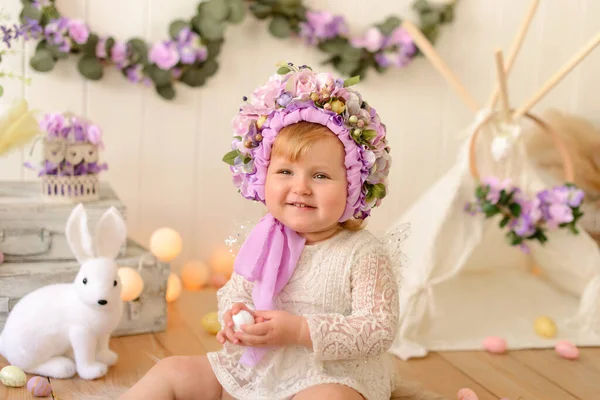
[
  {"x1": 201, "y1": 311, "x2": 221, "y2": 335},
  {"x1": 0, "y1": 365, "x2": 27, "y2": 387},
  {"x1": 534, "y1": 316, "x2": 557, "y2": 338}
]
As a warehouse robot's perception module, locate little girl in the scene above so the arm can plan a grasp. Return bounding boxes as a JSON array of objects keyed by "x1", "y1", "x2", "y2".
[{"x1": 119, "y1": 63, "x2": 418, "y2": 400}]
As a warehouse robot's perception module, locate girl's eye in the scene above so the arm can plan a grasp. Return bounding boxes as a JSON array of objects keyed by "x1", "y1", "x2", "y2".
[
  {"x1": 314, "y1": 174, "x2": 329, "y2": 179},
  {"x1": 277, "y1": 169, "x2": 291, "y2": 175}
]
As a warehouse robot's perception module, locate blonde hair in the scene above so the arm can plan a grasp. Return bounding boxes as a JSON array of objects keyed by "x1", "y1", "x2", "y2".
[{"x1": 271, "y1": 121, "x2": 366, "y2": 231}]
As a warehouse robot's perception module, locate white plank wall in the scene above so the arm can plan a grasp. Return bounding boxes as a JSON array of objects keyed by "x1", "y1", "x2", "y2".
[{"x1": 0, "y1": 0, "x2": 599, "y2": 270}]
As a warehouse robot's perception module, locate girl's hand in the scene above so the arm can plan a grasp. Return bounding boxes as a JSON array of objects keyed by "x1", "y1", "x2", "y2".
[
  {"x1": 233, "y1": 310, "x2": 312, "y2": 349},
  {"x1": 216, "y1": 303, "x2": 264, "y2": 345}
]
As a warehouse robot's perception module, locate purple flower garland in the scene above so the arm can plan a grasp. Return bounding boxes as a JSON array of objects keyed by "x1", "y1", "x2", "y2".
[
  {"x1": 2, "y1": 0, "x2": 459, "y2": 100},
  {"x1": 465, "y1": 176, "x2": 585, "y2": 252}
]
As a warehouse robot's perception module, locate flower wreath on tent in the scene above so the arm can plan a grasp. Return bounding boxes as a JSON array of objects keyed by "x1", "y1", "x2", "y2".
[
  {"x1": 1, "y1": 0, "x2": 459, "y2": 100},
  {"x1": 464, "y1": 111, "x2": 586, "y2": 253}
]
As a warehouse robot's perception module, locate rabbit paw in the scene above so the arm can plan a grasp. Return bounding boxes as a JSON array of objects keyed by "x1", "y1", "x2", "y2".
[
  {"x1": 96, "y1": 349, "x2": 118, "y2": 366},
  {"x1": 28, "y1": 356, "x2": 77, "y2": 379},
  {"x1": 77, "y1": 361, "x2": 108, "y2": 380}
]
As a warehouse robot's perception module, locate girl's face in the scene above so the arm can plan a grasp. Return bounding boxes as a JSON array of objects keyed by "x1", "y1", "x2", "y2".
[{"x1": 265, "y1": 134, "x2": 347, "y2": 244}]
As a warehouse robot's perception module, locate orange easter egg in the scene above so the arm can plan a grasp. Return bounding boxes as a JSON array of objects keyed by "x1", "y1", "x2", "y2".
[
  {"x1": 457, "y1": 388, "x2": 479, "y2": 400},
  {"x1": 555, "y1": 340, "x2": 579, "y2": 360},
  {"x1": 482, "y1": 336, "x2": 507, "y2": 354}
]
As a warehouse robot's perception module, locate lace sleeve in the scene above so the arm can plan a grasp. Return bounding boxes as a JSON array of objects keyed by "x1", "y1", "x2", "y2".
[
  {"x1": 305, "y1": 246, "x2": 399, "y2": 361},
  {"x1": 216, "y1": 272, "x2": 255, "y2": 326}
]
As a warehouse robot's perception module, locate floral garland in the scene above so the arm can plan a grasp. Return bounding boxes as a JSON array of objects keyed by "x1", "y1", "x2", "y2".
[
  {"x1": 0, "y1": 0, "x2": 458, "y2": 100},
  {"x1": 464, "y1": 176, "x2": 585, "y2": 253}
]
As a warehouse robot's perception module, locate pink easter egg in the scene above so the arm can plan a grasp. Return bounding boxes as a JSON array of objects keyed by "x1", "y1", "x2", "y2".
[
  {"x1": 482, "y1": 336, "x2": 507, "y2": 354},
  {"x1": 27, "y1": 376, "x2": 53, "y2": 397},
  {"x1": 457, "y1": 387, "x2": 479, "y2": 400},
  {"x1": 555, "y1": 340, "x2": 579, "y2": 360}
]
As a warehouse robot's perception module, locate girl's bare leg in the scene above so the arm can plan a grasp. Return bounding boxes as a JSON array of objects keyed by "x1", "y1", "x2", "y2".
[
  {"x1": 119, "y1": 355, "x2": 222, "y2": 400},
  {"x1": 293, "y1": 384, "x2": 365, "y2": 400}
]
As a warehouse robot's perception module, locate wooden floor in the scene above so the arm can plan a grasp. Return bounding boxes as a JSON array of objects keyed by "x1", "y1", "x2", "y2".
[{"x1": 2, "y1": 289, "x2": 600, "y2": 400}]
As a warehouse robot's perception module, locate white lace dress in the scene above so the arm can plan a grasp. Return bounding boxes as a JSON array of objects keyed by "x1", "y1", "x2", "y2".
[{"x1": 207, "y1": 229, "x2": 400, "y2": 400}]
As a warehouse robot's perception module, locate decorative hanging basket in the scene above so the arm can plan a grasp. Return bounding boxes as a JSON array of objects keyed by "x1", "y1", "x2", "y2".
[{"x1": 464, "y1": 111, "x2": 585, "y2": 252}]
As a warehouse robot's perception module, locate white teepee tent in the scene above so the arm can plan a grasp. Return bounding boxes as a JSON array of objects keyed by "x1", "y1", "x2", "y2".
[{"x1": 388, "y1": 1, "x2": 600, "y2": 360}]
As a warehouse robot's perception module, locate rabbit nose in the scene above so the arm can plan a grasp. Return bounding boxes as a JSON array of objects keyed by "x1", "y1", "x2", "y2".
[{"x1": 98, "y1": 299, "x2": 108, "y2": 305}]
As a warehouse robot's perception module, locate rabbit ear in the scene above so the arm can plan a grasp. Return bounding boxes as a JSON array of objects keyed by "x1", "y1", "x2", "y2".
[
  {"x1": 94, "y1": 207, "x2": 127, "y2": 260},
  {"x1": 66, "y1": 203, "x2": 95, "y2": 263}
]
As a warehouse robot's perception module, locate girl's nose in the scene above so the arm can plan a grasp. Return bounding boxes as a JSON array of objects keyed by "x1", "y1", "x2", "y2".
[{"x1": 292, "y1": 177, "x2": 311, "y2": 195}]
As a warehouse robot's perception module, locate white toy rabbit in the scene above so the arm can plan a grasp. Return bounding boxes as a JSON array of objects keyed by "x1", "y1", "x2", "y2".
[{"x1": 0, "y1": 203, "x2": 127, "y2": 380}]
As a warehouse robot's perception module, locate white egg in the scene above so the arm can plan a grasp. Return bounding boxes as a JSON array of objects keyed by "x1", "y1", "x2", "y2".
[{"x1": 232, "y1": 310, "x2": 255, "y2": 332}]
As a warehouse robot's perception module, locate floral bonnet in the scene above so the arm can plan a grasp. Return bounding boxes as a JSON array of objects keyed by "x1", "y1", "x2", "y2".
[{"x1": 222, "y1": 62, "x2": 391, "y2": 222}]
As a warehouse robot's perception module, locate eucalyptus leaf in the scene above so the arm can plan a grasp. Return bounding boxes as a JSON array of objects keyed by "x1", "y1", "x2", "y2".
[
  {"x1": 249, "y1": 3, "x2": 273, "y2": 19},
  {"x1": 204, "y1": 0, "x2": 229, "y2": 21},
  {"x1": 440, "y1": 5, "x2": 455, "y2": 23},
  {"x1": 377, "y1": 16, "x2": 401, "y2": 36},
  {"x1": 206, "y1": 40, "x2": 224, "y2": 58},
  {"x1": 30, "y1": 49, "x2": 55, "y2": 72},
  {"x1": 269, "y1": 16, "x2": 292, "y2": 38},
  {"x1": 318, "y1": 38, "x2": 349, "y2": 55},
  {"x1": 148, "y1": 65, "x2": 172, "y2": 86},
  {"x1": 81, "y1": 34, "x2": 99, "y2": 56},
  {"x1": 227, "y1": 0, "x2": 246, "y2": 23},
  {"x1": 0, "y1": 85, "x2": 4, "y2": 98},
  {"x1": 19, "y1": 4, "x2": 42, "y2": 23},
  {"x1": 499, "y1": 216, "x2": 510, "y2": 228},
  {"x1": 277, "y1": 66, "x2": 291, "y2": 74},
  {"x1": 191, "y1": 14, "x2": 203, "y2": 33},
  {"x1": 180, "y1": 67, "x2": 207, "y2": 87},
  {"x1": 421, "y1": 10, "x2": 441, "y2": 28},
  {"x1": 199, "y1": 19, "x2": 226, "y2": 41},
  {"x1": 48, "y1": 44, "x2": 69, "y2": 59},
  {"x1": 128, "y1": 38, "x2": 149, "y2": 63},
  {"x1": 105, "y1": 37, "x2": 116, "y2": 56},
  {"x1": 78, "y1": 55, "x2": 104, "y2": 80},
  {"x1": 340, "y1": 47, "x2": 362, "y2": 62},
  {"x1": 202, "y1": 59, "x2": 219, "y2": 77},
  {"x1": 335, "y1": 59, "x2": 359, "y2": 76},
  {"x1": 169, "y1": 20, "x2": 189, "y2": 39},
  {"x1": 156, "y1": 83, "x2": 176, "y2": 100},
  {"x1": 412, "y1": 0, "x2": 431, "y2": 13}
]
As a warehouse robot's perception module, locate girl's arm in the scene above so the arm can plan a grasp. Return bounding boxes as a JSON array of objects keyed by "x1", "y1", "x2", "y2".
[
  {"x1": 303, "y1": 245, "x2": 399, "y2": 361},
  {"x1": 216, "y1": 272, "x2": 255, "y2": 326}
]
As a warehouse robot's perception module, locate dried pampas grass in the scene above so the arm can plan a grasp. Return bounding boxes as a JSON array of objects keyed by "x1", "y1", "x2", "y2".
[{"x1": 523, "y1": 108, "x2": 600, "y2": 199}]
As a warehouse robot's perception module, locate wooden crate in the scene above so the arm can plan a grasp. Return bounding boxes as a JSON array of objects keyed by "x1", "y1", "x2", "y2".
[
  {"x1": 0, "y1": 180, "x2": 127, "y2": 262},
  {"x1": 0, "y1": 239, "x2": 169, "y2": 337}
]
